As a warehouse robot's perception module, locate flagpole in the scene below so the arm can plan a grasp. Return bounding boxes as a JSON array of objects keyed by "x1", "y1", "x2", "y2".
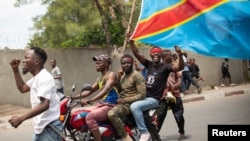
[{"x1": 122, "y1": 0, "x2": 137, "y2": 53}]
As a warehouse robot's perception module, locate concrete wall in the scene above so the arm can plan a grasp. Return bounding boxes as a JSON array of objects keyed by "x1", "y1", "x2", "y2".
[{"x1": 0, "y1": 47, "x2": 245, "y2": 107}]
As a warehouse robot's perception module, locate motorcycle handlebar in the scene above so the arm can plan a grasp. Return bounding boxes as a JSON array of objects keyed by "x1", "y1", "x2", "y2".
[{"x1": 65, "y1": 84, "x2": 94, "y2": 109}]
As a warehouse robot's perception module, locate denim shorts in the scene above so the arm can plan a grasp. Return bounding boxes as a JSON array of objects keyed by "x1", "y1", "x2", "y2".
[{"x1": 32, "y1": 119, "x2": 63, "y2": 141}]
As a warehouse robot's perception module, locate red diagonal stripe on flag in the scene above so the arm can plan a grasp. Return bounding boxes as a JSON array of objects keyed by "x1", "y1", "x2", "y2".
[{"x1": 132, "y1": 0, "x2": 223, "y2": 39}]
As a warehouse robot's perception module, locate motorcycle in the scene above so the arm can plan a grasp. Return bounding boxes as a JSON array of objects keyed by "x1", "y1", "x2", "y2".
[{"x1": 58, "y1": 84, "x2": 141, "y2": 141}]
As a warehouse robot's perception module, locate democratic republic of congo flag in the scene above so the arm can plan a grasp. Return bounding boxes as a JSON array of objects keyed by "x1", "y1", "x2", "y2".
[{"x1": 130, "y1": 0, "x2": 250, "y2": 59}]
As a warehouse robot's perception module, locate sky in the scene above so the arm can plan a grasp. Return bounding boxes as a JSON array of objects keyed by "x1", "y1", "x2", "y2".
[{"x1": 0, "y1": 0, "x2": 47, "y2": 49}]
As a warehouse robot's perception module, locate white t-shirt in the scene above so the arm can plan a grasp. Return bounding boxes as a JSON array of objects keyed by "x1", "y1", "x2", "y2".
[
  {"x1": 182, "y1": 55, "x2": 189, "y2": 71},
  {"x1": 51, "y1": 66, "x2": 64, "y2": 89},
  {"x1": 27, "y1": 69, "x2": 60, "y2": 134}
]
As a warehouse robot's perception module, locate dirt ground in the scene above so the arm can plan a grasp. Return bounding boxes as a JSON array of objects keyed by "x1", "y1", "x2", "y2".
[{"x1": 0, "y1": 104, "x2": 30, "y2": 118}]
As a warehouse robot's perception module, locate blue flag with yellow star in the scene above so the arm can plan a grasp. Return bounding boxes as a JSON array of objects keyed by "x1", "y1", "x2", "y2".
[{"x1": 131, "y1": 0, "x2": 250, "y2": 59}]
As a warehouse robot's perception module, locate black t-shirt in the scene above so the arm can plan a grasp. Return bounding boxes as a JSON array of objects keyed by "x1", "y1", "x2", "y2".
[
  {"x1": 143, "y1": 59, "x2": 172, "y2": 100},
  {"x1": 221, "y1": 61, "x2": 229, "y2": 73},
  {"x1": 189, "y1": 64, "x2": 200, "y2": 77}
]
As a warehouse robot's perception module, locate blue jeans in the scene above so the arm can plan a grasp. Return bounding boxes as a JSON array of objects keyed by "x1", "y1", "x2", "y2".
[
  {"x1": 182, "y1": 71, "x2": 200, "y2": 90},
  {"x1": 130, "y1": 97, "x2": 159, "y2": 134},
  {"x1": 32, "y1": 119, "x2": 63, "y2": 141},
  {"x1": 180, "y1": 74, "x2": 186, "y2": 93}
]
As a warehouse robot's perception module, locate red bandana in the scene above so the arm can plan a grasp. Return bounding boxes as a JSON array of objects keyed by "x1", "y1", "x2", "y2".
[{"x1": 150, "y1": 47, "x2": 162, "y2": 54}]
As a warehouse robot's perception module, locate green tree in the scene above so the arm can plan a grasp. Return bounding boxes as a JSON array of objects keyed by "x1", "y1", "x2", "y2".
[
  {"x1": 29, "y1": 0, "x2": 101, "y2": 48},
  {"x1": 14, "y1": 0, "x2": 141, "y2": 52}
]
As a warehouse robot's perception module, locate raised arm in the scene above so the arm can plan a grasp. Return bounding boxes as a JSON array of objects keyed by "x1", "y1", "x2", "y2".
[
  {"x1": 10, "y1": 59, "x2": 30, "y2": 93},
  {"x1": 129, "y1": 40, "x2": 146, "y2": 64},
  {"x1": 172, "y1": 46, "x2": 184, "y2": 72}
]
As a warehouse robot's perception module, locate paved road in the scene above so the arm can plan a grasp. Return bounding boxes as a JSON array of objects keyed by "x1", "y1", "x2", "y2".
[
  {"x1": 1, "y1": 84, "x2": 249, "y2": 128},
  {"x1": 159, "y1": 93, "x2": 250, "y2": 141},
  {"x1": 0, "y1": 92, "x2": 249, "y2": 141}
]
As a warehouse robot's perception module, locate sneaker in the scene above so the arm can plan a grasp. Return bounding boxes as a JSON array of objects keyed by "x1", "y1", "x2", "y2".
[
  {"x1": 122, "y1": 133, "x2": 132, "y2": 141},
  {"x1": 178, "y1": 134, "x2": 186, "y2": 140},
  {"x1": 230, "y1": 83, "x2": 236, "y2": 87},
  {"x1": 184, "y1": 90, "x2": 189, "y2": 94},
  {"x1": 139, "y1": 133, "x2": 151, "y2": 141},
  {"x1": 180, "y1": 93, "x2": 184, "y2": 98},
  {"x1": 221, "y1": 84, "x2": 225, "y2": 87}
]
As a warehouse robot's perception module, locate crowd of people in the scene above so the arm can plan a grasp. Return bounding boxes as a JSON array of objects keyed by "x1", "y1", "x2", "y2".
[{"x1": 8, "y1": 32, "x2": 235, "y2": 141}]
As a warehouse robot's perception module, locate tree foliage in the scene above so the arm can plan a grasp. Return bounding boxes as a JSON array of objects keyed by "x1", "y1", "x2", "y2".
[
  {"x1": 29, "y1": 0, "x2": 101, "y2": 48},
  {"x1": 15, "y1": 0, "x2": 141, "y2": 49}
]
